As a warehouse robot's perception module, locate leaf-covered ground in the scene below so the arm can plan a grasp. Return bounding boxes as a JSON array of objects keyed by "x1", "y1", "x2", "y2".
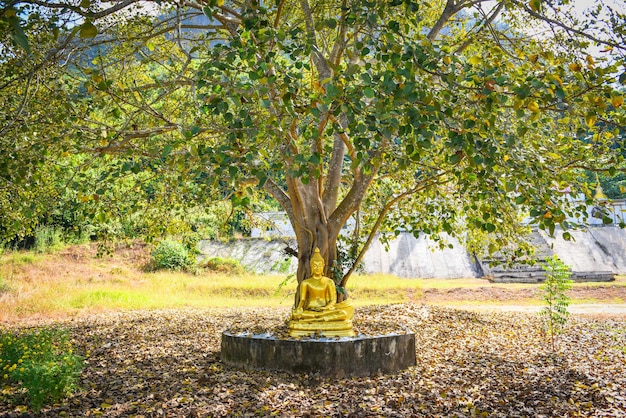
[{"x1": 1, "y1": 304, "x2": 625, "y2": 417}]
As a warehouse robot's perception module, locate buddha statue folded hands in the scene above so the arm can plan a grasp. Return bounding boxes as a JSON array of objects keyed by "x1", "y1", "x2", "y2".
[{"x1": 288, "y1": 247, "x2": 355, "y2": 337}]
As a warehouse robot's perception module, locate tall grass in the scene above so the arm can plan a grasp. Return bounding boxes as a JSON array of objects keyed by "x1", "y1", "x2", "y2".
[{"x1": 33, "y1": 226, "x2": 65, "y2": 253}]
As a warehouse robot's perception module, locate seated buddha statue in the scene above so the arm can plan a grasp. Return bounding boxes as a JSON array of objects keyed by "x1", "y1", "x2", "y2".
[{"x1": 288, "y1": 247, "x2": 355, "y2": 337}]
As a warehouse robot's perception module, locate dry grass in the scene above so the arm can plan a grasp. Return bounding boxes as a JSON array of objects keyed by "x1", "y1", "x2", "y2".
[{"x1": 1, "y1": 243, "x2": 625, "y2": 324}]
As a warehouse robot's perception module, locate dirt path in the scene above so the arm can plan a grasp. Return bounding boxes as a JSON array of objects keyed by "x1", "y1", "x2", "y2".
[
  {"x1": 420, "y1": 284, "x2": 626, "y2": 301},
  {"x1": 418, "y1": 284, "x2": 626, "y2": 317},
  {"x1": 458, "y1": 303, "x2": 626, "y2": 317}
]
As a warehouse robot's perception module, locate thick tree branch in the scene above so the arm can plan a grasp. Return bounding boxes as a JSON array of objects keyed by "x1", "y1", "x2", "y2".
[
  {"x1": 427, "y1": 0, "x2": 499, "y2": 40},
  {"x1": 299, "y1": 0, "x2": 331, "y2": 80},
  {"x1": 329, "y1": 0, "x2": 349, "y2": 67},
  {"x1": 263, "y1": 178, "x2": 293, "y2": 218},
  {"x1": 323, "y1": 133, "x2": 346, "y2": 213}
]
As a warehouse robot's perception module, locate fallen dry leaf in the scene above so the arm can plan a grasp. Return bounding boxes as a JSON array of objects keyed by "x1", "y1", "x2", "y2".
[{"x1": 0, "y1": 304, "x2": 624, "y2": 416}]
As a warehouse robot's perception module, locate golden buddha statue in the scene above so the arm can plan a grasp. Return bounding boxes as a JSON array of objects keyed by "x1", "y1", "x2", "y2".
[{"x1": 288, "y1": 247, "x2": 355, "y2": 337}]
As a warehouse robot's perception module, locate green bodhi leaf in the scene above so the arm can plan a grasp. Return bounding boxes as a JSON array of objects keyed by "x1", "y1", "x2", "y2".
[{"x1": 79, "y1": 21, "x2": 98, "y2": 38}]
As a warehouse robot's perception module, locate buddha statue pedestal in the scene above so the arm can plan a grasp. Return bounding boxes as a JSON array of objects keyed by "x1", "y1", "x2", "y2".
[{"x1": 288, "y1": 317, "x2": 355, "y2": 337}]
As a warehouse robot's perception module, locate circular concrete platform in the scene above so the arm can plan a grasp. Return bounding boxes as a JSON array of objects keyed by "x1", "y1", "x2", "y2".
[{"x1": 221, "y1": 332, "x2": 416, "y2": 377}]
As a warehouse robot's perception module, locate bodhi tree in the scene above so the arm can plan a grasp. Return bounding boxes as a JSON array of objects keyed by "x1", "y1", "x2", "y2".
[{"x1": 1, "y1": 0, "x2": 625, "y2": 291}]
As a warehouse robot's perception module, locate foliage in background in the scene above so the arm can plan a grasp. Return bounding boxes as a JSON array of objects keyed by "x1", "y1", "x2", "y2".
[
  {"x1": 539, "y1": 256, "x2": 573, "y2": 352},
  {"x1": 0, "y1": 328, "x2": 84, "y2": 411},
  {"x1": 150, "y1": 239, "x2": 194, "y2": 271}
]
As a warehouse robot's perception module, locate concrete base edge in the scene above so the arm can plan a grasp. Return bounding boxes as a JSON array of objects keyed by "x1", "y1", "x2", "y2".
[{"x1": 221, "y1": 331, "x2": 416, "y2": 377}]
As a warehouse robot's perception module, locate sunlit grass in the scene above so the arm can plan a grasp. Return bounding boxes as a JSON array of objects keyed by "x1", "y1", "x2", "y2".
[
  {"x1": 1, "y1": 246, "x2": 625, "y2": 323},
  {"x1": 0, "y1": 254, "x2": 300, "y2": 321}
]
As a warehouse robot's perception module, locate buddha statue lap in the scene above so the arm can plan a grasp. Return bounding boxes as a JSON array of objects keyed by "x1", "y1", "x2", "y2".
[{"x1": 288, "y1": 247, "x2": 355, "y2": 337}]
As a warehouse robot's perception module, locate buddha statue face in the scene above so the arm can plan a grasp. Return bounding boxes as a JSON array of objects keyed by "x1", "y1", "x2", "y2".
[
  {"x1": 310, "y1": 248, "x2": 325, "y2": 276},
  {"x1": 312, "y1": 260, "x2": 323, "y2": 275}
]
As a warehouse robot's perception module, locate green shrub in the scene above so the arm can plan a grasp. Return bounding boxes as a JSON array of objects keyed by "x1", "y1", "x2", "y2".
[
  {"x1": 151, "y1": 239, "x2": 193, "y2": 271},
  {"x1": 200, "y1": 257, "x2": 244, "y2": 274},
  {"x1": 0, "y1": 327, "x2": 84, "y2": 411}
]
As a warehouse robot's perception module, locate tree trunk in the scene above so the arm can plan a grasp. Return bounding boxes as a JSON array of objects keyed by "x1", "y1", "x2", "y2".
[{"x1": 282, "y1": 176, "x2": 345, "y2": 307}]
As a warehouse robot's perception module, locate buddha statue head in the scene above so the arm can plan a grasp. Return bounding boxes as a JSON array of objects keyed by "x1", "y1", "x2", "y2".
[{"x1": 310, "y1": 247, "x2": 324, "y2": 275}]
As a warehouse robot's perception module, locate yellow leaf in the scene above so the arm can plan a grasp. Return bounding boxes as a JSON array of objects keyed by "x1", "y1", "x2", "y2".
[
  {"x1": 528, "y1": 54, "x2": 539, "y2": 63},
  {"x1": 586, "y1": 55, "x2": 595, "y2": 66},
  {"x1": 443, "y1": 56, "x2": 451, "y2": 65},
  {"x1": 216, "y1": 0, "x2": 224, "y2": 5},
  {"x1": 469, "y1": 55, "x2": 481, "y2": 66},
  {"x1": 612, "y1": 96, "x2": 624, "y2": 108},
  {"x1": 585, "y1": 114, "x2": 597, "y2": 128},
  {"x1": 569, "y1": 63, "x2": 582, "y2": 72},
  {"x1": 527, "y1": 101, "x2": 539, "y2": 112}
]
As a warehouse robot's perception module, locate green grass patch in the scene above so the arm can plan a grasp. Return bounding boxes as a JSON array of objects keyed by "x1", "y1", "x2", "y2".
[
  {"x1": 33, "y1": 226, "x2": 65, "y2": 253},
  {"x1": 4, "y1": 252, "x2": 42, "y2": 266},
  {"x1": 67, "y1": 289, "x2": 149, "y2": 310},
  {"x1": 47, "y1": 272, "x2": 299, "y2": 313}
]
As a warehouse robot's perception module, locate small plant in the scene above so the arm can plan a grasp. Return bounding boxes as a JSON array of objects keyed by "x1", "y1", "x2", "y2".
[
  {"x1": 539, "y1": 256, "x2": 573, "y2": 351},
  {"x1": 0, "y1": 327, "x2": 84, "y2": 412},
  {"x1": 275, "y1": 273, "x2": 297, "y2": 297},
  {"x1": 200, "y1": 257, "x2": 244, "y2": 274},
  {"x1": 271, "y1": 257, "x2": 292, "y2": 274}
]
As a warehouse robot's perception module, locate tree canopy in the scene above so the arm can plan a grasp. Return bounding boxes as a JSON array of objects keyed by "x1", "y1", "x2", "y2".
[{"x1": 1, "y1": 0, "x2": 625, "y2": 286}]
